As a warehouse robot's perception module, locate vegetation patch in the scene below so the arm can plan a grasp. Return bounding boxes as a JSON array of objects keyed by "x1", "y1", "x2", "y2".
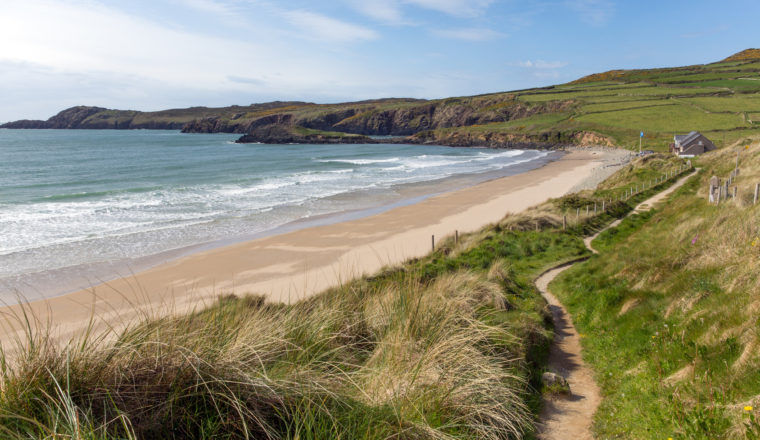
[{"x1": 551, "y1": 141, "x2": 760, "y2": 439}]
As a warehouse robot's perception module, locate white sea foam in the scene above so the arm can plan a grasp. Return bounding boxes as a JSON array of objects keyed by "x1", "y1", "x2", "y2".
[{"x1": 318, "y1": 157, "x2": 400, "y2": 165}]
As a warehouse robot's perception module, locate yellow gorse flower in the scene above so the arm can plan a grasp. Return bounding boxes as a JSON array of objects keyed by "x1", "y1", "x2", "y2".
[{"x1": 745, "y1": 405, "x2": 754, "y2": 411}]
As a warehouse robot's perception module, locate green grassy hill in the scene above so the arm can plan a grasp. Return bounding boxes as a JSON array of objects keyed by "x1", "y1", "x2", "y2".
[{"x1": 4, "y1": 50, "x2": 759, "y2": 149}]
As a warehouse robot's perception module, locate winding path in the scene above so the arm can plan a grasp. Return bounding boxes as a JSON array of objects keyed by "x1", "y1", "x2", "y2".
[{"x1": 536, "y1": 169, "x2": 697, "y2": 440}]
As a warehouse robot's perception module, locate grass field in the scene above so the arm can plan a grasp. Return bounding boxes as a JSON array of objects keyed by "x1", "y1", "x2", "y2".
[
  {"x1": 413, "y1": 54, "x2": 760, "y2": 150},
  {"x1": 681, "y1": 95, "x2": 760, "y2": 113},
  {"x1": 576, "y1": 103, "x2": 749, "y2": 132}
]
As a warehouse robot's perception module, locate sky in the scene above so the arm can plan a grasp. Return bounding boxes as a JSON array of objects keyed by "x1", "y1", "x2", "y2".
[{"x1": 1, "y1": 0, "x2": 759, "y2": 121}]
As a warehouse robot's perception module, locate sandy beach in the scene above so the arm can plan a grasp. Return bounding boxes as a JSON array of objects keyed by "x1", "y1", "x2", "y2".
[{"x1": 0, "y1": 147, "x2": 628, "y2": 344}]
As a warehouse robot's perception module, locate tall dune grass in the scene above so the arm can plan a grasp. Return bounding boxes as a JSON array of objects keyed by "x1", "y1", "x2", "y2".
[{"x1": 0, "y1": 261, "x2": 543, "y2": 439}]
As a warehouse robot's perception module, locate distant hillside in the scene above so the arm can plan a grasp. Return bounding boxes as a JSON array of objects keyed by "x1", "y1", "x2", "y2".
[
  {"x1": 3, "y1": 49, "x2": 760, "y2": 149},
  {"x1": 723, "y1": 48, "x2": 760, "y2": 62},
  {"x1": 0, "y1": 102, "x2": 309, "y2": 130}
]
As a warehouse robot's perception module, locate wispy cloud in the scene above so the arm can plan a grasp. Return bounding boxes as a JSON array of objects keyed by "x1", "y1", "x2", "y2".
[
  {"x1": 565, "y1": 0, "x2": 614, "y2": 25},
  {"x1": 407, "y1": 0, "x2": 495, "y2": 18},
  {"x1": 345, "y1": 0, "x2": 406, "y2": 24},
  {"x1": 172, "y1": 0, "x2": 238, "y2": 16},
  {"x1": 433, "y1": 27, "x2": 504, "y2": 41},
  {"x1": 283, "y1": 9, "x2": 379, "y2": 42},
  {"x1": 347, "y1": 0, "x2": 495, "y2": 23},
  {"x1": 227, "y1": 75, "x2": 265, "y2": 86},
  {"x1": 518, "y1": 60, "x2": 568, "y2": 69}
]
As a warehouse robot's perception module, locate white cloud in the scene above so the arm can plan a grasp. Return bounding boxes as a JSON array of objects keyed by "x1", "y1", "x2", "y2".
[
  {"x1": 406, "y1": 0, "x2": 494, "y2": 17},
  {"x1": 345, "y1": 0, "x2": 406, "y2": 24},
  {"x1": 282, "y1": 9, "x2": 379, "y2": 42},
  {"x1": 347, "y1": 0, "x2": 494, "y2": 23},
  {"x1": 172, "y1": 0, "x2": 238, "y2": 16},
  {"x1": 565, "y1": 0, "x2": 614, "y2": 25},
  {"x1": 433, "y1": 28, "x2": 504, "y2": 41},
  {"x1": 0, "y1": 0, "x2": 524, "y2": 121},
  {"x1": 519, "y1": 60, "x2": 568, "y2": 69},
  {"x1": 0, "y1": 0, "x2": 387, "y2": 119}
]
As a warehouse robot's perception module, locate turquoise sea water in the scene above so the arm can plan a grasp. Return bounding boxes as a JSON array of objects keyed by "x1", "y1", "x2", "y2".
[{"x1": 0, "y1": 129, "x2": 555, "y2": 301}]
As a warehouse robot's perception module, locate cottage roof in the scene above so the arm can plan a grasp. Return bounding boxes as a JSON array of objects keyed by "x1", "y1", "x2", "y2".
[{"x1": 675, "y1": 131, "x2": 707, "y2": 147}]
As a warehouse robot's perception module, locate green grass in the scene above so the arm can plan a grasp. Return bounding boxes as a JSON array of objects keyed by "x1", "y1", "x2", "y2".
[
  {"x1": 576, "y1": 103, "x2": 749, "y2": 132},
  {"x1": 681, "y1": 95, "x2": 760, "y2": 113},
  {"x1": 579, "y1": 100, "x2": 675, "y2": 114},
  {"x1": 549, "y1": 142, "x2": 760, "y2": 439},
  {"x1": 698, "y1": 79, "x2": 760, "y2": 92}
]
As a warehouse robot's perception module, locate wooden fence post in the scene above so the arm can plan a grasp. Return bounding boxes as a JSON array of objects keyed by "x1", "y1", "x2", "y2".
[
  {"x1": 754, "y1": 183, "x2": 759, "y2": 205},
  {"x1": 602, "y1": 200, "x2": 605, "y2": 211},
  {"x1": 432, "y1": 235, "x2": 435, "y2": 252},
  {"x1": 455, "y1": 230, "x2": 459, "y2": 244},
  {"x1": 563, "y1": 215, "x2": 567, "y2": 230},
  {"x1": 594, "y1": 203, "x2": 597, "y2": 214},
  {"x1": 586, "y1": 205, "x2": 589, "y2": 216},
  {"x1": 576, "y1": 208, "x2": 580, "y2": 221},
  {"x1": 733, "y1": 186, "x2": 737, "y2": 199}
]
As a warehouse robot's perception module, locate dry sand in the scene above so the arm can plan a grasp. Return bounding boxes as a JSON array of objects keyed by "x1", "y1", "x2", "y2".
[{"x1": 0, "y1": 148, "x2": 628, "y2": 344}]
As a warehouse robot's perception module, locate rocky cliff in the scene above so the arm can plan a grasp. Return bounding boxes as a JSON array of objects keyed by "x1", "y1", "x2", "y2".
[
  {"x1": 235, "y1": 122, "x2": 375, "y2": 144},
  {"x1": 181, "y1": 95, "x2": 574, "y2": 137}
]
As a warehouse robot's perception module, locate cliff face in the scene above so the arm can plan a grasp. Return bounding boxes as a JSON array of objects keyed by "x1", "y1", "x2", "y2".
[
  {"x1": 235, "y1": 122, "x2": 374, "y2": 144},
  {"x1": 182, "y1": 113, "x2": 295, "y2": 134},
  {"x1": 182, "y1": 96, "x2": 574, "y2": 138},
  {"x1": 322, "y1": 99, "x2": 572, "y2": 135}
]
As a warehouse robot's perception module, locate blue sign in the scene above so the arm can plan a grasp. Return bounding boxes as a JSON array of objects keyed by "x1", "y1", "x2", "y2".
[{"x1": 640, "y1": 131, "x2": 644, "y2": 138}]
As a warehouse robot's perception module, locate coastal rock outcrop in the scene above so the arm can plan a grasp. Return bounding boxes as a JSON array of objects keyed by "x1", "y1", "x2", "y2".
[{"x1": 235, "y1": 123, "x2": 375, "y2": 144}]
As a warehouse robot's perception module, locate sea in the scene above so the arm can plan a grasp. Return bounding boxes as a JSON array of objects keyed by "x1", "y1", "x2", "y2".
[{"x1": 0, "y1": 129, "x2": 558, "y2": 302}]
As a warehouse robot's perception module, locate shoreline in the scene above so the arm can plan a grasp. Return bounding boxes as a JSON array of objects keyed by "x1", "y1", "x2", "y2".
[
  {"x1": 0, "y1": 147, "x2": 628, "y2": 344},
  {"x1": 0, "y1": 148, "x2": 559, "y2": 303}
]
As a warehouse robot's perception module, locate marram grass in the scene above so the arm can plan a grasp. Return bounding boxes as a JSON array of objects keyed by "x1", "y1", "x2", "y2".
[{"x1": 0, "y1": 234, "x2": 571, "y2": 439}]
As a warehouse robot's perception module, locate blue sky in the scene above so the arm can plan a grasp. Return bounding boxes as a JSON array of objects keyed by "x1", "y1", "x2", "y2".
[{"x1": 1, "y1": 0, "x2": 758, "y2": 121}]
